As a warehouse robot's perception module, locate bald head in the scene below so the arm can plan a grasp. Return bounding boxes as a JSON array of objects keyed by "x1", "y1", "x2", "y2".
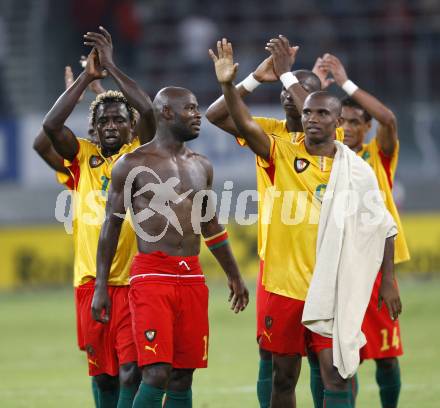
[
  {"x1": 153, "y1": 87, "x2": 196, "y2": 112},
  {"x1": 292, "y1": 70, "x2": 321, "y2": 93},
  {"x1": 153, "y1": 86, "x2": 201, "y2": 142},
  {"x1": 304, "y1": 91, "x2": 342, "y2": 116},
  {"x1": 301, "y1": 91, "x2": 341, "y2": 143},
  {"x1": 280, "y1": 70, "x2": 322, "y2": 118}
]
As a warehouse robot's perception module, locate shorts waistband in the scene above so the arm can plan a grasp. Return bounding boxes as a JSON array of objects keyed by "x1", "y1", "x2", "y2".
[{"x1": 130, "y1": 251, "x2": 203, "y2": 283}]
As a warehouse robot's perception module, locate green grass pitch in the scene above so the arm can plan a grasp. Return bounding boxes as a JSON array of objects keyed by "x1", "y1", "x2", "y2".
[{"x1": 0, "y1": 279, "x2": 439, "y2": 407}]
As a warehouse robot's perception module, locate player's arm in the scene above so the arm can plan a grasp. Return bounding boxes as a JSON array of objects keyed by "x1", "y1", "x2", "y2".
[
  {"x1": 43, "y1": 50, "x2": 106, "y2": 161},
  {"x1": 209, "y1": 39, "x2": 271, "y2": 160},
  {"x1": 84, "y1": 27, "x2": 156, "y2": 145},
  {"x1": 35, "y1": 64, "x2": 92, "y2": 173},
  {"x1": 79, "y1": 55, "x2": 107, "y2": 95},
  {"x1": 92, "y1": 156, "x2": 130, "y2": 323},
  {"x1": 266, "y1": 35, "x2": 308, "y2": 112},
  {"x1": 378, "y1": 236, "x2": 402, "y2": 321},
  {"x1": 321, "y1": 53, "x2": 398, "y2": 156},
  {"x1": 33, "y1": 128, "x2": 69, "y2": 174},
  {"x1": 206, "y1": 54, "x2": 278, "y2": 136},
  {"x1": 199, "y1": 157, "x2": 249, "y2": 313}
]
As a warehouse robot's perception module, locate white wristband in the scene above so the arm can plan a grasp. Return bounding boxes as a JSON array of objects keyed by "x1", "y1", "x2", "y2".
[
  {"x1": 342, "y1": 79, "x2": 359, "y2": 96},
  {"x1": 240, "y1": 73, "x2": 261, "y2": 92},
  {"x1": 280, "y1": 72, "x2": 299, "y2": 89}
]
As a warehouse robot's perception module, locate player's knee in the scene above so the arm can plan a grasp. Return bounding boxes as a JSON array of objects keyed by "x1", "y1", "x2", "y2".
[
  {"x1": 376, "y1": 357, "x2": 398, "y2": 371},
  {"x1": 259, "y1": 347, "x2": 272, "y2": 360},
  {"x1": 94, "y1": 373, "x2": 119, "y2": 392},
  {"x1": 272, "y1": 357, "x2": 300, "y2": 394},
  {"x1": 141, "y1": 363, "x2": 173, "y2": 389},
  {"x1": 119, "y1": 362, "x2": 141, "y2": 387},
  {"x1": 167, "y1": 368, "x2": 195, "y2": 391},
  {"x1": 320, "y1": 365, "x2": 347, "y2": 391}
]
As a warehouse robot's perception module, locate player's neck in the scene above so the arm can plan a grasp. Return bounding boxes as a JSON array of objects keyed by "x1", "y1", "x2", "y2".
[
  {"x1": 350, "y1": 143, "x2": 363, "y2": 153},
  {"x1": 305, "y1": 137, "x2": 336, "y2": 158},
  {"x1": 100, "y1": 145, "x2": 122, "y2": 158},
  {"x1": 155, "y1": 129, "x2": 185, "y2": 154},
  {"x1": 285, "y1": 115, "x2": 303, "y2": 133}
]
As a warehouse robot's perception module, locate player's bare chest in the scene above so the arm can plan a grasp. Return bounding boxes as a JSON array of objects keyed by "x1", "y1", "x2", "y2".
[{"x1": 134, "y1": 159, "x2": 208, "y2": 198}]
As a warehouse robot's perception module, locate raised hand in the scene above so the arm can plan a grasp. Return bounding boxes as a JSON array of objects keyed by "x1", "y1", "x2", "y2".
[
  {"x1": 64, "y1": 66, "x2": 75, "y2": 89},
  {"x1": 79, "y1": 55, "x2": 105, "y2": 95},
  {"x1": 84, "y1": 26, "x2": 115, "y2": 70},
  {"x1": 84, "y1": 48, "x2": 107, "y2": 80},
  {"x1": 312, "y1": 57, "x2": 335, "y2": 89},
  {"x1": 253, "y1": 55, "x2": 277, "y2": 83},
  {"x1": 209, "y1": 38, "x2": 239, "y2": 84},
  {"x1": 265, "y1": 35, "x2": 299, "y2": 77},
  {"x1": 320, "y1": 53, "x2": 348, "y2": 86},
  {"x1": 65, "y1": 66, "x2": 85, "y2": 103}
]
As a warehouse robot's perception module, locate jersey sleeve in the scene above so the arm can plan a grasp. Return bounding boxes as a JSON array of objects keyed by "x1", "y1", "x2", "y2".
[
  {"x1": 63, "y1": 138, "x2": 91, "y2": 188},
  {"x1": 256, "y1": 135, "x2": 298, "y2": 169},
  {"x1": 235, "y1": 117, "x2": 280, "y2": 146},
  {"x1": 55, "y1": 171, "x2": 74, "y2": 190},
  {"x1": 369, "y1": 137, "x2": 399, "y2": 183}
]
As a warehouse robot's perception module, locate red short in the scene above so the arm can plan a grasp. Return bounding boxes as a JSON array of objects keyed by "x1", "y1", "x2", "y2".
[
  {"x1": 259, "y1": 291, "x2": 332, "y2": 356},
  {"x1": 256, "y1": 260, "x2": 271, "y2": 341},
  {"x1": 129, "y1": 252, "x2": 209, "y2": 369},
  {"x1": 75, "y1": 280, "x2": 137, "y2": 376},
  {"x1": 361, "y1": 271, "x2": 403, "y2": 360}
]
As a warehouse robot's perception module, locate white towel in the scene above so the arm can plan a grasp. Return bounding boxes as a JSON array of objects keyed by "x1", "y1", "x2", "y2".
[{"x1": 302, "y1": 141, "x2": 397, "y2": 379}]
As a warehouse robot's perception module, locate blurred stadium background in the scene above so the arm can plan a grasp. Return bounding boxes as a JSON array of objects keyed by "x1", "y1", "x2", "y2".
[{"x1": 0, "y1": 1, "x2": 439, "y2": 407}]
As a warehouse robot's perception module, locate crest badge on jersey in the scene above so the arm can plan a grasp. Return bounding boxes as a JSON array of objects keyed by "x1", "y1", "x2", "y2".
[
  {"x1": 294, "y1": 157, "x2": 310, "y2": 173},
  {"x1": 145, "y1": 329, "x2": 157, "y2": 342},
  {"x1": 89, "y1": 155, "x2": 105, "y2": 168}
]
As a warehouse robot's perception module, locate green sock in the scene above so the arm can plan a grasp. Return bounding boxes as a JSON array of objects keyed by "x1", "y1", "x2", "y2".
[
  {"x1": 323, "y1": 389, "x2": 351, "y2": 408},
  {"x1": 307, "y1": 355, "x2": 324, "y2": 408},
  {"x1": 132, "y1": 382, "x2": 164, "y2": 408},
  {"x1": 163, "y1": 389, "x2": 192, "y2": 407},
  {"x1": 117, "y1": 384, "x2": 139, "y2": 408},
  {"x1": 349, "y1": 374, "x2": 359, "y2": 407},
  {"x1": 376, "y1": 362, "x2": 401, "y2": 408},
  {"x1": 91, "y1": 377, "x2": 100, "y2": 408},
  {"x1": 257, "y1": 358, "x2": 272, "y2": 408},
  {"x1": 98, "y1": 387, "x2": 119, "y2": 408}
]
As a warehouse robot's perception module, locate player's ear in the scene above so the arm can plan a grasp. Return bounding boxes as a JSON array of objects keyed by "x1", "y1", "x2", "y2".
[
  {"x1": 336, "y1": 116, "x2": 343, "y2": 128},
  {"x1": 162, "y1": 105, "x2": 174, "y2": 120},
  {"x1": 366, "y1": 120, "x2": 372, "y2": 131}
]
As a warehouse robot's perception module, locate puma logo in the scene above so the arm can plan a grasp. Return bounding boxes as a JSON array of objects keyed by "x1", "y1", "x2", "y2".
[
  {"x1": 88, "y1": 358, "x2": 99, "y2": 368},
  {"x1": 262, "y1": 330, "x2": 273, "y2": 343},
  {"x1": 145, "y1": 344, "x2": 158, "y2": 355},
  {"x1": 179, "y1": 260, "x2": 190, "y2": 270}
]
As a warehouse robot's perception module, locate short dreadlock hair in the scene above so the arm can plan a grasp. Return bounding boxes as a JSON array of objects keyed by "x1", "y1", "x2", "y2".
[
  {"x1": 341, "y1": 97, "x2": 372, "y2": 122},
  {"x1": 89, "y1": 90, "x2": 137, "y2": 127}
]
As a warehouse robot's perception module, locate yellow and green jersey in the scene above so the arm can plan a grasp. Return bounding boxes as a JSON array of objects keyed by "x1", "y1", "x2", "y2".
[
  {"x1": 358, "y1": 138, "x2": 410, "y2": 264},
  {"x1": 66, "y1": 138, "x2": 140, "y2": 287}
]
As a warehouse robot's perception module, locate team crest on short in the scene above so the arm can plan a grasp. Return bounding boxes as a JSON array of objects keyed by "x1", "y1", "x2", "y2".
[
  {"x1": 85, "y1": 344, "x2": 95, "y2": 356},
  {"x1": 294, "y1": 157, "x2": 310, "y2": 173},
  {"x1": 265, "y1": 316, "x2": 273, "y2": 329},
  {"x1": 89, "y1": 155, "x2": 105, "y2": 168},
  {"x1": 145, "y1": 329, "x2": 157, "y2": 342}
]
